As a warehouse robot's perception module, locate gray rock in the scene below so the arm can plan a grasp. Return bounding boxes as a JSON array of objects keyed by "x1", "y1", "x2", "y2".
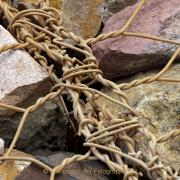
[
  {"x1": 0, "y1": 138, "x2": 4, "y2": 156},
  {"x1": 103, "y1": 0, "x2": 139, "y2": 24},
  {"x1": 0, "y1": 97, "x2": 68, "y2": 153},
  {"x1": 0, "y1": 25, "x2": 52, "y2": 115}
]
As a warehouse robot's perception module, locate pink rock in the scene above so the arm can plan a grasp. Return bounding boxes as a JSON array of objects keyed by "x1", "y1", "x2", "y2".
[
  {"x1": 92, "y1": 0, "x2": 180, "y2": 80},
  {"x1": 0, "y1": 25, "x2": 52, "y2": 115},
  {"x1": 15, "y1": 150, "x2": 113, "y2": 180}
]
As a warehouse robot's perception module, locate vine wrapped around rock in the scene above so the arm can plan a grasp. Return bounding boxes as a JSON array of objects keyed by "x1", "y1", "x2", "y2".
[{"x1": 0, "y1": 0, "x2": 179, "y2": 179}]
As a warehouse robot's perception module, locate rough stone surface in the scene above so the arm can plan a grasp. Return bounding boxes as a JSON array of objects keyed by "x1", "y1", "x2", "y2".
[
  {"x1": 0, "y1": 25, "x2": 52, "y2": 115},
  {"x1": 89, "y1": 63, "x2": 180, "y2": 171},
  {"x1": 18, "y1": 0, "x2": 104, "y2": 45},
  {"x1": 61, "y1": 0, "x2": 104, "y2": 43},
  {"x1": 0, "y1": 149, "x2": 33, "y2": 180},
  {"x1": 0, "y1": 138, "x2": 4, "y2": 156},
  {"x1": 15, "y1": 149, "x2": 114, "y2": 180},
  {"x1": 92, "y1": 0, "x2": 180, "y2": 80},
  {"x1": 103, "y1": 0, "x2": 139, "y2": 24},
  {"x1": 0, "y1": 97, "x2": 68, "y2": 153}
]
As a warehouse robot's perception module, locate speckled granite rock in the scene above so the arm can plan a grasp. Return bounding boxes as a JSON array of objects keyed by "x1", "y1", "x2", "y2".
[
  {"x1": 15, "y1": 149, "x2": 114, "y2": 180},
  {"x1": 0, "y1": 97, "x2": 68, "y2": 153},
  {"x1": 87, "y1": 63, "x2": 180, "y2": 171},
  {"x1": 103, "y1": 0, "x2": 139, "y2": 24},
  {"x1": 0, "y1": 149, "x2": 33, "y2": 180},
  {"x1": 18, "y1": 0, "x2": 104, "y2": 45},
  {"x1": 0, "y1": 25, "x2": 52, "y2": 115},
  {"x1": 92, "y1": 0, "x2": 180, "y2": 80}
]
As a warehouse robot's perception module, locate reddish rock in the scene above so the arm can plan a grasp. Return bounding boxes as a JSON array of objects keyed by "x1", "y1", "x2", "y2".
[
  {"x1": 92, "y1": 0, "x2": 180, "y2": 80},
  {"x1": 15, "y1": 150, "x2": 114, "y2": 180}
]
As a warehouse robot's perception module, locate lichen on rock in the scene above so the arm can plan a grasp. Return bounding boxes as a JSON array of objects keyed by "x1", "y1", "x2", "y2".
[{"x1": 90, "y1": 63, "x2": 180, "y2": 171}]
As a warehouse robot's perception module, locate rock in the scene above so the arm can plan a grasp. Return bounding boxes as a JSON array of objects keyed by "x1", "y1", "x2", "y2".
[
  {"x1": 0, "y1": 25, "x2": 52, "y2": 115},
  {"x1": 92, "y1": 0, "x2": 180, "y2": 80},
  {"x1": 18, "y1": 0, "x2": 104, "y2": 45},
  {"x1": 90, "y1": 63, "x2": 180, "y2": 171},
  {"x1": 103, "y1": 0, "x2": 139, "y2": 24},
  {"x1": 0, "y1": 97, "x2": 68, "y2": 153},
  {"x1": 60, "y1": 0, "x2": 104, "y2": 44},
  {"x1": 18, "y1": 1, "x2": 42, "y2": 26},
  {"x1": 0, "y1": 149, "x2": 33, "y2": 180},
  {"x1": 15, "y1": 149, "x2": 115, "y2": 180},
  {"x1": 0, "y1": 138, "x2": 4, "y2": 156}
]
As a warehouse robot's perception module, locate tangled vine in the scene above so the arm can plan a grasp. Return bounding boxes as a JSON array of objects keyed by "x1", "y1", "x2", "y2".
[{"x1": 0, "y1": 0, "x2": 180, "y2": 179}]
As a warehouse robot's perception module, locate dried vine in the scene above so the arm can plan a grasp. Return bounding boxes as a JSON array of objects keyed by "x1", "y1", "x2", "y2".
[{"x1": 0, "y1": 0, "x2": 179, "y2": 179}]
